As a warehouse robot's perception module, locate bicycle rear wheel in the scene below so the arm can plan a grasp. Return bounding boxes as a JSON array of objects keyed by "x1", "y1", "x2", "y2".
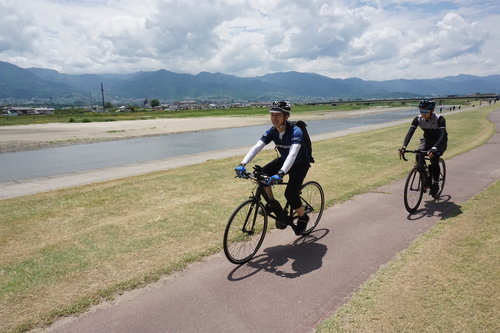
[
  {"x1": 300, "y1": 181, "x2": 325, "y2": 235},
  {"x1": 404, "y1": 167, "x2": 424, "y2": 213},
  {"x1": 223, "y1": 199, "x2": 267, "y2": 264},
  {"x1": 436, "y1": 158, "x2": 446, "y2": 197}
]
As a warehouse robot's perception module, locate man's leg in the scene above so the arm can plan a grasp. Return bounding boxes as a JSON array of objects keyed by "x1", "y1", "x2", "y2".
[
  {"x1": 416, "y1": 138, "x2": 426, "y2": 164},
  {"x1": 428, "y1": 143, "x2": 446, "y2": 198},
  {"x1": 428, "y1": 154, "x2": 441, "y2": 198},
  {"x1": 261, "y1": 158, "x2": 281, "y2": 200},
  {"x1": 285, "y1": 163, "x2": 310, "y2": 235},
  {"x1": 295, "y1": 205, "x2": 305, "y2": 217},
  {"x1": 262, "y1": 159, "x2": 288, "y2": 229},
  {"x1": 428, "y1": 154, "x2": 441, "y2": 182}
]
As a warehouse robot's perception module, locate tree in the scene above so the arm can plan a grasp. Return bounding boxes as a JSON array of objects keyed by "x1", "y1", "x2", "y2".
[{"x1": 151, "y1": 99, "x2": 160, "y2": 107}]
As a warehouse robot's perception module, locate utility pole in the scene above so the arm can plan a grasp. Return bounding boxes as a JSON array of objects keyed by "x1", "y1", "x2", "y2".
[{"x1": 101, "y1": 83, "x2": 105, "y2": 111}]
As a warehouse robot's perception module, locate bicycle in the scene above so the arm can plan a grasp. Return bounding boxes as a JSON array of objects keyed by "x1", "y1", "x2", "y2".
[
  {"x1": 400, "y1": 149, "x2": 446, "y2": 213},
  {"x1": 223, "y1": 165, "x2": 325, "y2": 265}
]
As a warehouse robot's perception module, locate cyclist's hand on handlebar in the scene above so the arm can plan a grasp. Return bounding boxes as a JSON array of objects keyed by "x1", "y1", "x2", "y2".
[
  {"x1": 266, "y1": 174, "x2": 282, "y2": 185},
  {"x1": 428, "y1": 147, "x2": 437, "y2": 157},
  {"x1": 399, "y1": 146, "x2": 408, "y2": 161},
  {"x1": 266, "y1": 171, "x2": 284, "y2": 185},
  {"x1": 235, "y1": 164, "x2": 247, "y2": 178}
]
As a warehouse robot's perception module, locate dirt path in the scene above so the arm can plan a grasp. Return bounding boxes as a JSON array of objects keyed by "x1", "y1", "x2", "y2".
[{"x1": 38, "y1": 109, "x2": 500, "y2": 333}]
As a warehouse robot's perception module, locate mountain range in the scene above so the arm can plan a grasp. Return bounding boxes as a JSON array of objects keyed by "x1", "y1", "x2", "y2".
[{"x1": 1, "y1": 61, "x2": 499, "y2": 105}]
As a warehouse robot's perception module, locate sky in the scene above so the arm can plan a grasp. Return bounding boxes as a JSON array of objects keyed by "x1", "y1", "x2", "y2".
[{"x1": 1, "y1": 0, "x2": 499, "y2": 80}]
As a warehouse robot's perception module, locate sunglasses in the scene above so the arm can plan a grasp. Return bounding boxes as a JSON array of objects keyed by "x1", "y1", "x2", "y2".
[{"x1": 419, "y1": 110, "x2": 430, "y2": 114}]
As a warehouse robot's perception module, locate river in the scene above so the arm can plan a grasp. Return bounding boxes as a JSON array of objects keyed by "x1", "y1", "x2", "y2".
[{"x1": 0, "y1": 108, "x2": 417, "y2": 183}]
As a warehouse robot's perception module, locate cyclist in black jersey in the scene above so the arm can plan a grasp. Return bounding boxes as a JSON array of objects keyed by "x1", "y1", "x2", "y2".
[
  {"x1": 234, "y1": 101, "x2": 312, "y2": 235},
  {"x1": 399, "y1": 98, "x2": 448, "y2": 198}
]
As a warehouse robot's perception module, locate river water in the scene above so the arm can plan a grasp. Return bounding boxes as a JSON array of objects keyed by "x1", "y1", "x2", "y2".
[{"x1": 0, "y1": 108, "x2": 416, "y2": 183}]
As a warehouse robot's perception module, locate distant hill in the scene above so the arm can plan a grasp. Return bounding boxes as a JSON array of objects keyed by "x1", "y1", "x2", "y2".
[
  {"x1": 0, "y1": 61, "x2": 75, "y2": 99},
  {"x1": 107, "y1": 70, "x2": 286, "y2": 101},
  {"x1": 1, "y1": 60, "x2": 499, "y2": 104},
  {"x1": 376, "y1": 75, "x2": 500, "y2": 96}
]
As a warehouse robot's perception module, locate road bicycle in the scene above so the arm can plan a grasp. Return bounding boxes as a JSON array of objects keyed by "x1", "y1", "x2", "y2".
[
  {"x1": 223, "y1": 166, "x2": 325, "y2": 265},
  {"x1": 400, "y1": 149, "x2": 446, "y2": 213}
]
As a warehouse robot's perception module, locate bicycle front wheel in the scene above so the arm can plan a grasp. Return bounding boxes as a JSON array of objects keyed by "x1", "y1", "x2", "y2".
[
  {"x1": 300, "y1": 181, "x2": 325, "y2": 235},
  {"x1": 223, "y1": 199, "x2": 267, "y2": 264},
  {"x1": 404, "y1": 167, "x2": 424, "y2": 213}
]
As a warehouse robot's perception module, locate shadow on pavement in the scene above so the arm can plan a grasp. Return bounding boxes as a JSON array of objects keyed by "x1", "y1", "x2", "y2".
[
  {"x1": 406, "y1": 194, "x2": 463, "y2": 221},
  {"x1": 227, "y1": 228, "x2": 329, "y2": 281}
]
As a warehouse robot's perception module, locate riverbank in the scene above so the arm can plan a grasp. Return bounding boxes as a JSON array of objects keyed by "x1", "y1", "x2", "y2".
[{"x1": 0, "y1": 107, "x2": 406, "y2": 152}]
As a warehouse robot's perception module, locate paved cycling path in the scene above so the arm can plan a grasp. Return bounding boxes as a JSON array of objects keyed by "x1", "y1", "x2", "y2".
[{"x1": 39, "y1": 109, "x2": 500, "y2": 333}]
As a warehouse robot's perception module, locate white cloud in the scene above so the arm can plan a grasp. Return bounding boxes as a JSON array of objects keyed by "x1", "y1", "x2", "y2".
[
  {"x1": 0, "y1": 2, "x2": 39, "y2": 53},
  {"x1": 0, "y1": 0, "x2": 498, "y2": 79},
  {"x1": 432, "y1": 12, "x2": 488, "y2": 59},
  {"x1": 347, "y1": 27, "x2": 403, "y2": 64},
  {"x1": 146, "y1": 1, "x2": 241, "y2": 56},
  {"x1": 266, "y1": 3, "x2": 371, "y2": 59}
]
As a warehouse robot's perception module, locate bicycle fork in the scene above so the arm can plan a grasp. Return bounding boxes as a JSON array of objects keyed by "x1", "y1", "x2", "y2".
[
  {"x1": 242, "y1": 202, "x2": 259, "y2": 235},
  {"x1": 242, "y1": 188, "x2": 269, "y2": 235},
  {"x1": 408, "y1": 167, "x2": 423, "y2": 192}
]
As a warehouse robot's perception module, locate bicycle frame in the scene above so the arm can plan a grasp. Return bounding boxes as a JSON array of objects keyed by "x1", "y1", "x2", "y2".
[
  {"x1": 243, "y1": 168, "x2": 297, "y2": 224},
  {"x1": 401, "y1": 150, "x2": 432, "y2": 187}
]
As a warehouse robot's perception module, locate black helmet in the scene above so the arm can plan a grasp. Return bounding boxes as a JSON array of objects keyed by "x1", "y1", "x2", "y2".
[
  {"x1": 269, "y1": 100, "x2": 291, "y2": 114},
  {"x1": 418, "y1": 98, "x2": 435, "y2": 111}
]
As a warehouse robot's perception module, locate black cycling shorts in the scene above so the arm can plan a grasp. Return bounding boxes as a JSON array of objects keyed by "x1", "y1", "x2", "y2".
[{"x1": 262, "y1": 158, "x2": 310, "y2": 210}]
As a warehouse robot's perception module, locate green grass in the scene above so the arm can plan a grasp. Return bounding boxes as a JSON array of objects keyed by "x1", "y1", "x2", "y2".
[
  {"x1": 0, "y1": 105, "x2": 496, "y2": 332},
  {"x1": 0, "y1": 99, "x2": 475, "y2": 126},
  {"x1": 315, "y1": 180, "x2": 499, "y2": 333}
]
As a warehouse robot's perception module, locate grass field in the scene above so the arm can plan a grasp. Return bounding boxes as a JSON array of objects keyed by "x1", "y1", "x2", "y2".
[{"x1": 0, "y1": 105, "x2": 496, "y2": 332}]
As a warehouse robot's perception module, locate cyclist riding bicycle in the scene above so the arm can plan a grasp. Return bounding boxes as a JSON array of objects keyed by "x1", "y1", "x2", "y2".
[
  {"x1": 399, "y1": 98, "x2": 448, "y2": 198},
  {"x1": 235, "y1": 100, "x2": 312, "y2": 235}
]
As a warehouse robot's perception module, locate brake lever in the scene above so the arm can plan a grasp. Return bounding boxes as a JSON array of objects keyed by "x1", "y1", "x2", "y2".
[{"x1": 399, "y1": 151, "x2": 408, "y2": 161}]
